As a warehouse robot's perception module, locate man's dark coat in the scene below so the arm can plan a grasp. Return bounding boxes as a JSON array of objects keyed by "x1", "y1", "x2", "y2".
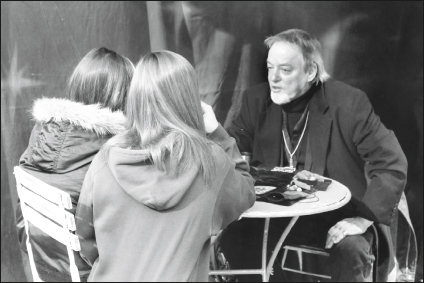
[{"x1": 227, "y1": 79, "x2": 408, "y2": 281}]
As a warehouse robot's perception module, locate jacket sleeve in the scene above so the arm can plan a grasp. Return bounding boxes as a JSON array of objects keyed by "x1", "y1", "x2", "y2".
[
  {"x1": 350, "y1": 92, "x2": 408, "y2": 225},
  {"x1": 226, "y1": 88, "x2": 255, "y2": 153},
  {"x1": 208, "y1": 125, "x2": 256, "y2": 235},
  {"x1": 75, "y1": 166, "x2": 98, "y2": 266}
]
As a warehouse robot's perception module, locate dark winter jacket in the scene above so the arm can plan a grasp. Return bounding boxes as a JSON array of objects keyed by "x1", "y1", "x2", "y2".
[{"x1": 16, "y1": 97, "x2": 125, "y2": 282}]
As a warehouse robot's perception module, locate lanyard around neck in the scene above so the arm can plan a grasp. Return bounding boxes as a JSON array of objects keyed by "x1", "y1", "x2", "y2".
[{"x1": 282, "y1": 111, "x2": 310, "y2": 169}]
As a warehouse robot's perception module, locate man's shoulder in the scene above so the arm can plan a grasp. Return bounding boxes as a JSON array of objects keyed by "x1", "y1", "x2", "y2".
[
  {"x1": 323, "y1": 79, "x2": 368, "y2": 105},
  {"x1": 324, "y1": 79, "x2": 366, "y2": 97}
]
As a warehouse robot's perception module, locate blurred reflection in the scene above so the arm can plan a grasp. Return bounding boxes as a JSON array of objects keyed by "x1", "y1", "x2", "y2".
[
  {"x1": 1, "y1": 45, "x2": 45, "y2": 121},
  {"x1": 147, "y1": 1, "x2": 271, "y2": 126}
]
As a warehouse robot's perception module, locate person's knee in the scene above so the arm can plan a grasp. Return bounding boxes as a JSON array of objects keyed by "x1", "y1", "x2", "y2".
[
  {"x1": 330, "y1": 234, "x2": 375, "y2": 273},
  {"x1": 328, "y1": 234, "x2": 375, "y2": 281}
]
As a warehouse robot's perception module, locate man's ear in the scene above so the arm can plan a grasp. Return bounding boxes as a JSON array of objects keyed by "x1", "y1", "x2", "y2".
[{"x1": 307, "y1": 62, "x2": 318, "y2": 82}]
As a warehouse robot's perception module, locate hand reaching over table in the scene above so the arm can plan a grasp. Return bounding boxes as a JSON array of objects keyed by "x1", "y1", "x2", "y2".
[
  {"x1": 292, "y1": 170, "x2": 331, "y2": 192},
  {"x1": 294, "y1": 170, "x2": 326, "y2": 182}
]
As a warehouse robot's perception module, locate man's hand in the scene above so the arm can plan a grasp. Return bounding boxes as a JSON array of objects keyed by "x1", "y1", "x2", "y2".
[
  {"x1": 201, "y1": 101, "x2": 219, "y2": 134},
  {"x1": 325, "y1": 217, "x2": 373, "y2": 249},
  {"x1": 294, "y1": 170, "x2": 325, "y2": 181}
]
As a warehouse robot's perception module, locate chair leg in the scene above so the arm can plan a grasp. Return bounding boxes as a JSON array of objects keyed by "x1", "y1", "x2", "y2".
[
  {"x1": 370, "y1": 225, "x2": 379, "y2": 282},
  {"x1": 281, "y1": 249, "x2": 289, "y2": 270},
  {"x1": 21, "y1": 201, "x2": 42, "y2": 282},
  {"x1": 297, "y1": 250, "x2": 303, "y2": 271}
]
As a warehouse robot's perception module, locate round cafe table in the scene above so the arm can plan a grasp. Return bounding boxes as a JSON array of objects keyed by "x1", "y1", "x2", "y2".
[{"x1": 209, "y1": 178, "x2": 351, "y2": 282}]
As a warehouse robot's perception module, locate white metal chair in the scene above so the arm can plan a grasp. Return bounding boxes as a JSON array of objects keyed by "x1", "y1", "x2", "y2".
[{"x1": 14, "y1": 166, "x2": 81, "y2": 282}]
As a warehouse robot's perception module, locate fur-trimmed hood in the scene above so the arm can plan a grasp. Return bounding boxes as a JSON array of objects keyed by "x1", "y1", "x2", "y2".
[
  {"x1": 32, "y1": 97, "x2": 126, "y2": 136},
  {"x1": 19, "y1": 97, "x2": 127, "y2": 174}
]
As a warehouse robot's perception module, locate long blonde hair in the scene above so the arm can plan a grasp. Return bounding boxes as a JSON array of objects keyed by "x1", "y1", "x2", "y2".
[{"x1": 106, "y1": 51, "x2": 216, "y2": 184}]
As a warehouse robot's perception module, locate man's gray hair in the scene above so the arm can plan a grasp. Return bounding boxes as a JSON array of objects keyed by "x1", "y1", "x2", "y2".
[{"x1": 265, "y1": 29, "x2": 330, "y2": 84}]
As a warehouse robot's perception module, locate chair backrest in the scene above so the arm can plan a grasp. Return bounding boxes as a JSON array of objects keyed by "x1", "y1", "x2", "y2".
[{"x1": 14, "y1": 166, "x2": 81, "y2": 282}]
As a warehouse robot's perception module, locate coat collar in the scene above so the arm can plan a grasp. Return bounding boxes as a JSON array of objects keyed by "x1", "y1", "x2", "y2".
[
  {"x1": 32, "y1": 97, "x2": 126, "y2": 136},
  {"x1": 305, "y1": 82, "x2": 332, "y2": 175}
]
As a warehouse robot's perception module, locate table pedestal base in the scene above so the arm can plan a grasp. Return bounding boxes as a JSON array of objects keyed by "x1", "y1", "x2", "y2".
[{"x1": 209, "y1": 216, "x2": 299, "y2": 282}]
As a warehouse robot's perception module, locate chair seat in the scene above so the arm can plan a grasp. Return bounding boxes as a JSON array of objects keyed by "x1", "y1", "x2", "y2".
[{"x1": 283, "y1": 245, "x2": 330, "y2": 256}]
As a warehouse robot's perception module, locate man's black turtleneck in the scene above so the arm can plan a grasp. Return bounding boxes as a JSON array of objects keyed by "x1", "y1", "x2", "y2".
[
  {"x1": 280, "y1": 83, "x2": 319, "y2": 169},
  {"x1": 281, "y1": 83, "x2": 316, "y2": 113}
]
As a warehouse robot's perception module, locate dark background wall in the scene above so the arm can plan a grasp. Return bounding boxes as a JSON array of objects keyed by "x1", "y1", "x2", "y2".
[{"x1": 1, "y1": 1, "x2": 422, "y2": 281}]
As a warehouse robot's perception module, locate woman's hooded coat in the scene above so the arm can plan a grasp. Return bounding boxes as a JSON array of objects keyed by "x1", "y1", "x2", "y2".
[{"x1": 16, "y1": 97, "x2": 125, "y2": 282}]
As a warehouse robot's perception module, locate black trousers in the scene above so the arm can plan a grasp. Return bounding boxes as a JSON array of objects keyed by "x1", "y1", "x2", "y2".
[{"x1": 219, "y1": 209, "x2": 375, "y2": 282}]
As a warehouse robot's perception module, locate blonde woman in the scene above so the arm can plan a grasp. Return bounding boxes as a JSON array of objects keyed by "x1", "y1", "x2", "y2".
[{"x1": 75, "y1": 50, "x2": 255, "y2": 281}]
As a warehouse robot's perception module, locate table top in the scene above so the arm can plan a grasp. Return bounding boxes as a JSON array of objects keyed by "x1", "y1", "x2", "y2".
[{"x1": 242, "y1": 179, "x2": 351, "y2": 218}]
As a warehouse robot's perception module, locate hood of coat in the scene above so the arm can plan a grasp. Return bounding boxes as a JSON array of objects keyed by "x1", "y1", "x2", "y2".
[
  {"x1": 107, "y1": 146, "x2": 200, "y2": 211},
  {"x1": 32, "y1": 97, "x2": 126, "y2": 136},
  {"x1": 24, "y1": 98, "x2": 126, "y2": 173}
]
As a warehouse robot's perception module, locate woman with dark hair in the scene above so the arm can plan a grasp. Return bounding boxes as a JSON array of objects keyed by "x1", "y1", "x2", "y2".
[
  {"x1": 16, "y1": 47, "x2": 134, "y2": 282},
  {"x1": 75, "y1": 50, "x2": 255, "y2": 281}
]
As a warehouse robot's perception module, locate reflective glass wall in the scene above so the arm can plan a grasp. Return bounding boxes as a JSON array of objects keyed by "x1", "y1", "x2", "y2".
[{"x1": 1, "y1": 2, "x2": 422, "y2": 281}]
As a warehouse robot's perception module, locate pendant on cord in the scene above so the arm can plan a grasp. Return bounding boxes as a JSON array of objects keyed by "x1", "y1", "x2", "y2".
[
  {"x1": 272, "y1": 165, "x2": 296, "y2": 173},
  {"x1": 283, "y1": 157, "x2": 296, "y2": 173},
  {"x1": 280, "y1": 111, "x2": 310, "y2": 174}
]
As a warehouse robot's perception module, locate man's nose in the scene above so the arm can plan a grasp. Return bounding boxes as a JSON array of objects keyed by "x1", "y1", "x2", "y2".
[{"x1": 270, "y1": 69, "x2": 281, "y2": 82}]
